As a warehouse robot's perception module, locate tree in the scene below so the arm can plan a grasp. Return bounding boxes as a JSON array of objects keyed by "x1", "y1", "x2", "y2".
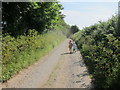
[
  {"x1": 70, "y1": 25, "x2": 79, "y2": 34},
  {"x1": 2, "y1": 2, "x2": 64, "y2": 36},
  {"x1": 117, "y1": 15, "x2": 120, "y2": 36}
]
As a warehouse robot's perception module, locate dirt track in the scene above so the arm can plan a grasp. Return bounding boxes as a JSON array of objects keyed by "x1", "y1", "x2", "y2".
[{"x1": 2, "y1": 39, "x2": 92, "y2": 88}]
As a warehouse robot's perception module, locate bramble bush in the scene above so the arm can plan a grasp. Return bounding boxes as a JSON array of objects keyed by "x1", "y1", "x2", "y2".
[
  {"x1": 72, "y1": 16, "x2": 120, "y2": 88},
  {"x1": 2, "y1": 29, "x2": 65, "y2": 82}
]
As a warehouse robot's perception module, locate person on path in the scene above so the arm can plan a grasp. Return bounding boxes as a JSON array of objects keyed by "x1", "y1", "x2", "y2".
[
  {"x1": 73, "y1": 41, "x2": 77, "y2": 53},
  {"x1": 68, "y1": 40, "x2": 73, "y2": 54}
]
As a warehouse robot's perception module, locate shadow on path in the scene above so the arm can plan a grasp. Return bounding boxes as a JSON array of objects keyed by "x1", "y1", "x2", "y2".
[{"x1": 61, "y1": 52, "x2": 71, "y2": 55}]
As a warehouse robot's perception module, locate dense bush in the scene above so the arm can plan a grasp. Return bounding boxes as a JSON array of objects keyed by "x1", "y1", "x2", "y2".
[
  {"x1": 1, "y1": 29, "x2": 65, "y2": 82},
  {"x1": 73, "y1": 16, "x2": 120, "y2": 88}
]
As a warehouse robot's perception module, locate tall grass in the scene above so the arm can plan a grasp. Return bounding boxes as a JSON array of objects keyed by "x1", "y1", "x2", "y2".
[{"x1": 1, "y1": 29, "x2": 65, "y2": 82}]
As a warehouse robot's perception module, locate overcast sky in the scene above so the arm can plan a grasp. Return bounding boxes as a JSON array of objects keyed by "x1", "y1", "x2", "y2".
[{"x1": 60, "y1": 0, "x2": 119, "y2": 29}]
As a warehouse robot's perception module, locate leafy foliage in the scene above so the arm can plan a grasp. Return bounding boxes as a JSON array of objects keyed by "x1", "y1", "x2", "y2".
[
  {"x1": 2, "y1": 2, "x2": 64, "y2": 36},
  {"x1": 70, "y1": 25, "x2": 79, "y2": 34},
  {"x1": 55, "y1": 19, "x2": 71, "y2": 36},
  {"x1": 1, "y1": 2, "x2": 70, "y2": 82},
  {"x1": 2, "y1": 29, "x2": 65, "y2": 82},
  {"x1": 118, "y1": 15, "x2": 120, "y2": 36},
  {"x1": 73, "y1": 15, "x2": 120, "y2": 88}
]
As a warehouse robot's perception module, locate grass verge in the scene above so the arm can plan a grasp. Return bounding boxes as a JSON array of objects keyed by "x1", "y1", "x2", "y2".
[{"x1": 2, "y1": 30, "x2": 65, "y2": 82}]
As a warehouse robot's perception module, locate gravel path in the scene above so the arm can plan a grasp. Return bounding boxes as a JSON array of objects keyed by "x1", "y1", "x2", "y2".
[
  {"x1": 2, "y1": 39, "x2": 92, "y2": 88},
  {"x1": 42, "y1": 41, "x2": 92, "y2": 88}
]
